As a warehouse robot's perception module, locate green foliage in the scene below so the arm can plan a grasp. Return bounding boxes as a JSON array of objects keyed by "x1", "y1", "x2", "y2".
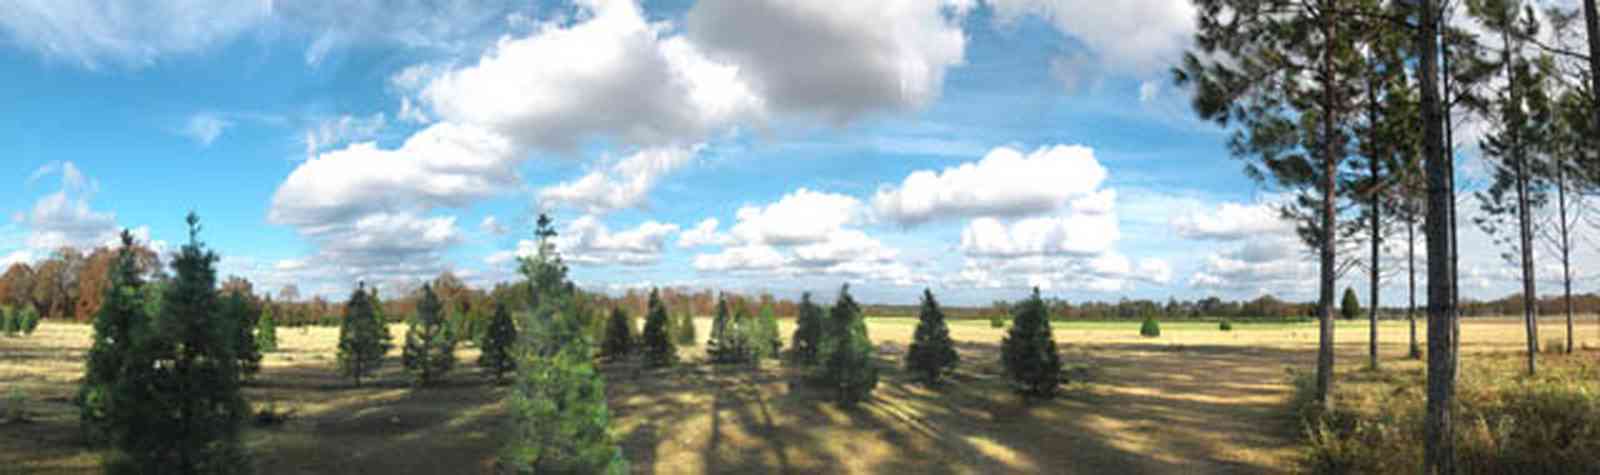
[
  {"x1": 1219, "y1": 319, "x2": 1233, "y2": 331},
  {"x1": 255, "y1": 304, "x2": 278, "y2": 354},
  {"x1": 672, "y1": 312, "x2": 697, "y2": 347},
  {"x1": 403, "y1": 283, "x2": 456, "y2": 386},
  {"x1": 337, "y1": 284, "x2": 391, "y2": 387},
  {"x1": 788, "y1": 293, "x2": 823, "y2": 366},
  {"x1": 640, "y1": 288, "x2": 675, "y2": 367},
  {"x1": 499, "y1": 334, "x2": 628, "y2": 474},
  {"x1": 905, "y1": 289, "x2": 958, "y2": 385},
  {"x1": 1001, "y1": 288, "x2": 1061, "y2": 398},
  {"x1": 1340, "y1": 287, "x2": 1361, "y2": 321},
  {"x1": 4, "y1": 387, "x2": 23, "y2": 423},
  {"x1": 106, "y1": 213, "x2": 250, "y2": 474},
  {"x1": 1294, "y1": 367, "x2": 1600, "y2": 474},
  {"x1": 1, "y1": 307, "x2": 15, "y2": 336},
  {"x1": 601, "y1": 306, "x2": 635, "y2": 359},
  {"x1": 753, "y1": 303, "x2": 782, "y2": 360},
  {"x1": 78, "y1": 231, "x2": 149, "y2": 446},
  {"x1": 989, "y1": 314, "x2": 1006, "y2": 328},
  {"x1": 478, "y1": 302, "x2": 518, "y2": 383},
  {"x1": 1140, "y1": 317, "x2": 1162, "y2": 337},
  {"x1": 707, "y1": 295, "x2": 754, "y2": 364},
  {"x1": 817, "y1": 285, "x2": 878, "y2": 406},
  {"x1": 222, "y1": 291, "x2": 261, "y2": 378},
  {"x1": 19, "y1": 306, "x2": 35, "y2": 335}
]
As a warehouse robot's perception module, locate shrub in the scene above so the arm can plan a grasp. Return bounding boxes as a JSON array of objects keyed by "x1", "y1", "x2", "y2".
[
  {"x1": 5, "y1": 387, "x2": 25, "y2": 423},
  {"x1": 990, "y1": 314, "x2": 1006, "y2": 328},
  {"x1": 1219, "y1": 320, "x2": 1233, "y2": 331},
  {"x1": 640, "y1": 289, "x2": 675, "y2": 367},
  {"x1": 1, "y1": 307, "x2": 15, "y2": 336},
  {"x1": 403, "y1": 283, "x2": 456, "y2": 386},
  {"x1": 1001, "y1": 288, "x2": 1061, "y2": 398},
  {"x1": 478, "y1": 302, "x2": 518, "y2": 383},
  {"x1": 19, "y1": 306, "x2": 37, "y2": 335},
  {"x1": 107, "y1": 213, "x2": 250, "y2": 473},
  {"x1": 905, "y1": 289, "x2": 958, "y2": 385},
  {"x1": 255, "y1": 303, "x2": 278, "y2": 353},
  {"x1": 338, "y1": 283, "x2": 392, "y2": 387},
  {"x1": 788, "y1": 293, "x2": 823, "y2": 366},
  {"x1": 1140, "y1": 317, "x2": 1162, "y2": 337},
  {"x1": 817, "y1": 284, "x2": 878, "y2": 405}
]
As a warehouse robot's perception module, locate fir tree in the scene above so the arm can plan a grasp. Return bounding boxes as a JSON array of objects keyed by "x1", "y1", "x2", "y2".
[
  {"x1": 222, "y1": 290, "x2": 261, "y2": 378},
  {"x1": 403, "y1": 283, "x2": 456, "y2": 386},
  {"x1": 672, "y1": 312, "x2": 697, "y2": 346},
  {"x1": 337, "y1": 283, "x2": 388, "y2": 387},
  {"x1": 707, "y1": 294, "x2": 739, "y2": 363},
  {"x1": 905, "y1": 289, "x2": 958, "y2": 385},
  {"x1": 601, "y1": 306, "x2": 635, "y2": 359},
  {"x1": 255, "y1": 302, "x2": 278, "y2": 354},
  {"x1": 1, "y1": 307, "x2": 14, "y2": 336},
  {"x1": 106, "y1": 212, "x2": 249, "y2": 473},
  {"x1": 478, "y1": 302, "x2": 518, "y2": 383},
  {"x1": 1001, "y1": 288, "x2": 1062, "y2": 398},
  {"x1": 817, "y1": 285, "x2": 878, "y2": 406},
  {"x1": 640, "y1": 288, "x2": 675, "y2": 367},
  {"x1": 789, "y1": 292, "x2": 823, "y2": 366},
  {"x1": 78, "y1": 230, "x2": 148, "y2": 446},
  {"x1": 1340, "y1": 287, "x2": 1361, "y2": 321},
  {"x1": 500, "y1": 213, "x2": 628, "y2": 473},
  {"x1": 754, "y1": 303, "x2": 782, "y2": 360}
]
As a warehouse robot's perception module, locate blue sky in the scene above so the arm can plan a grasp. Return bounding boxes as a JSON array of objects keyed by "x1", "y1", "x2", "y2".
[{"x1": 0, "y1": 0, "x2": 1557, "y2": 305}]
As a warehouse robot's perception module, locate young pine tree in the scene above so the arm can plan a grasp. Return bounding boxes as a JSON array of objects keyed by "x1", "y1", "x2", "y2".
[
  {"x1": 107, "y1": 213, "x2": 250, "y2": 473},
  {"x1": 222, "y1": 290, "x2": 262, "y2": 379},
  {"x1": 1340, "y1": 287, "x2": 1361, "y2": 321},
  {"x1": 1001, "y1": 288, "x2": 1062, "y2": 398},
  {"x1": 19, "y1": 306, "x2": 38, "y2": 336},
  {"x1": 500, "y1": 213, "x2": 628, "y2": 473},
  {"x1": 754, "y1": 303, "x2": 782, "y2": 360},
  {"x1": 78, "y1": 230, "x2": 148, "y2": 446},
  {"x1": 818, "y1": 285, "x2": 878, "y2": 406},
  {"x1": 601, "y1": 306, "x2": 635, "y2": 359},
  {"x1": 672, "y1": 312, "x2": 697, "y2": 346},
  {"x1": 1, "y1": 307, "x2": 14, "y2": 336},
  {"x1": 255, "y1": 302, "x2": 278, "y2": 354},
  {"x1": 478, "y1": 302, "x2": 518, "y2": 383},
  {"x1": 640, "y1": 288, "x2": 675, "y2": 367},
  {"x1": 337, "y1": 283, "x2": 388, "y2": 387},
  {"x1": 707, "y1": 295, "x2": 737, "y2": 363},
  {"x1": 403, "y1": 283, "x2": 456, "y2": 386},
  {"x1": 789, "y1": 292, "x2": 823, "y2": 366},
  {"x1": 905, "y1": 289, "x2": 958, "y2": 385}
]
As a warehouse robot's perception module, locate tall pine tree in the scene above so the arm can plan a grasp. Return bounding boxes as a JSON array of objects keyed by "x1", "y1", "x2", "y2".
[
  {"x1": 1001, "y1": 288, "x2": 1061, "y2": 398},
  {"x1": 478, "y1": 302, "x2": 517, "y2": 383},
  {"x1": 77, "y1": 230, "x2": 148, "y2": 446},
  {"x1": 640, "y1": 288, "x2": 675, "y2": 367},
  {"x1": 403, "y1": 283, "x2": 456, "y2": 386},
  {"x1": 107, "y1": 212, "x2": 249, "y2": 473},
  {"x1": 255, "y1": 300, "x2": 278, "y2": 354},
  {"x1": 906, "y1": 289, "x2": 958, "y2": 385},
  {"x1": 337, "y1": 282, "x2": 388, "y2": 387}
]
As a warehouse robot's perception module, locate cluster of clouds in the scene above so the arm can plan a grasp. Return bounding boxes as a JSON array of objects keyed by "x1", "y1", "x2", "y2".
[{"x1": 7, "y1": 162, "x2": 166, "y2": 265}]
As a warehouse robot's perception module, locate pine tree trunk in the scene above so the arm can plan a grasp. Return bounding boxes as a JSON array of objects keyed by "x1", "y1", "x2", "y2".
[
  {"x1": 1586, "y1": 0, "x2": 1600, "y2": 137},
  {"x1": 1367, "y1": 83, "x2": 1381, "y2": 371},
  {"x1": 1558, "y1": 160, "x2": 1573, "y2": 354},
  {"x1": 1505, "y1": 23, "x2": 1539, "y2": 375},
  {"x1": 1420, "y1": 0, "x2": 1460, "y2": 471},
  {"x1": 1314, "y1": 0, "x2": 1339, "y2": 410},
  {"x1": 1408, "y1": 209, "x2": 1419, "y2": 359}
]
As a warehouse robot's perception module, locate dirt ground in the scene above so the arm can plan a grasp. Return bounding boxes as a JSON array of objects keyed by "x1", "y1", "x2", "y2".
[{"x1": 2, "y1": 317, "x2": 1596, "y2": 474}]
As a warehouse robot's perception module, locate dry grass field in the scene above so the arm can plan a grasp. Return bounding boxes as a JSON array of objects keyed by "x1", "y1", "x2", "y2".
[{"x1": 2, "y1": 317, "x2": 1596, "y2": 474}]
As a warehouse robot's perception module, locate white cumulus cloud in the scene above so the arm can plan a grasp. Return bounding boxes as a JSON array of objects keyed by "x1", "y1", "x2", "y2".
[{"x1": 873, "y1": 145, "x2": 1108, "y2": 225}]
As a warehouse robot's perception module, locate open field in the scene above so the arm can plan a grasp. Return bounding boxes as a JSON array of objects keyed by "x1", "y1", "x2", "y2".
[{"x1": 3, "y1": 317, "x2": 1598, "y2": 474}]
